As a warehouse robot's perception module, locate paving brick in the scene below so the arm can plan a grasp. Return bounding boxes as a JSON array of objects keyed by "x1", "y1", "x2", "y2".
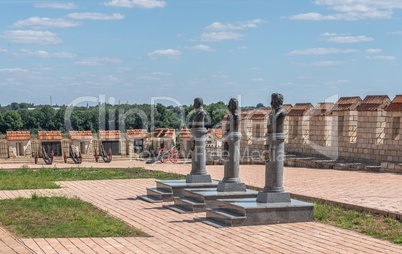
[{"x1": 0, "y1": 160, "x2": 402, "y2": 253}]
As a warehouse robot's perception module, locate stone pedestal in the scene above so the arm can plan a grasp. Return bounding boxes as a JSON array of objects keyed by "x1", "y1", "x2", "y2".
[
  {"x1": 217, "y1": 132, "x2": 246, "y2": 192},
  {"x1": 186, "y1": 127, "x2": 211, "y2": 183},
  {"x1": 257, "y1": 133, "x2": 290, "y2": 203}
]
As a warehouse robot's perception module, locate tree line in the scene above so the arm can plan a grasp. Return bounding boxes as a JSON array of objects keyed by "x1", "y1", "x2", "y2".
[{"x1": 0, "y1": 102, "x2": 230, "y2": 134}]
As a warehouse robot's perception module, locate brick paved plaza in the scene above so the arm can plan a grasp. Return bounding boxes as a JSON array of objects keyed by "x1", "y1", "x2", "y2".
[{"x1": 0, "y1": 160, "x2": 401, "y2": 253}]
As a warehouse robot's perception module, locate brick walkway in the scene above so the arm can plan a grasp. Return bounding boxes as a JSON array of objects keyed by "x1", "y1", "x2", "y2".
[
  {"x1": 0, "y1": 160, "x2": 402, "y2": 253},
  {"x1": 2, "y1": 159, "x2": 401, "y2": 215},
  {"x1": 1, "y1": 179, "x2": 402, "y2": 253}
]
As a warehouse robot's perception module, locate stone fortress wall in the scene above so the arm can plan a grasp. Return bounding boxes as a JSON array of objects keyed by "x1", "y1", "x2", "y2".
[{"x1": 230, "y1": 95, "x2": 402, "y2": 171}]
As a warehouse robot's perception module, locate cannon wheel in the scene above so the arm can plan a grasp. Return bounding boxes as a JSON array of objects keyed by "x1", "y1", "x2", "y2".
[
  {"x1": 107, "y1": 148, "x2": 112, "y2": 162},
  {"x1": 169, "y1": 147, "x2": 179, "y2": 163},
  {"x1": 63, "y1": 152, "x2": 67, "y2": 163}
]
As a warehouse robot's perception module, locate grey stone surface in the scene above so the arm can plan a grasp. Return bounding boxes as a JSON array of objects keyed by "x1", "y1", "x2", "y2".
[
  {"x1": 202, "y1": 198, "x2": 314, "y2": 227},
  {"x1": 169, "y1": 187, "x2": 258, "y2": 213},
  {"x1": 139, "y1": 179, "x2": 219, "y2": 203},
  {"x1": 186, "y1": 174, "x2": 212, "y2": 183},
  {"x1": 187, "y1": 97, "x2": 211, "y2": 183},
  {"x1": 218, "y1": 98, "x2": 246, "y2": 192},
  {"x1": 259, "y1": 93, "x2": 289, "y2": 203},
  {"x1": 217, "y1": 182, "x2": 246, "y2": 192},
  {"x1": 256, "y1": 191, "x2": 290, "y2": 203}
]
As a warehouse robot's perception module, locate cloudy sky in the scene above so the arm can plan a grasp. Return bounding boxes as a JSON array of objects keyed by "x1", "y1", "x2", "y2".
[{"x1": 0, "y1": 0, "x2": 401, "y2": 107}]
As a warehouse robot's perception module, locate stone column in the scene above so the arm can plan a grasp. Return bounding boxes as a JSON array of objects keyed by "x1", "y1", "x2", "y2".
[
  {"x1": 217, "y1": 131, "x2": 246, "y2": 192},
  {"x1": 186, "y1": 127, "x2": 212, "y2": 183},
  {"x1": 257, "y1": 133, "x2": 291, "y2": 203}
]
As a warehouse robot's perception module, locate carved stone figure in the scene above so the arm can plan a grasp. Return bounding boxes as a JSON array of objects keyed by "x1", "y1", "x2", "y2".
[
  {"x1": 217, "y1": 98, "x2": 246, "y2": 192},
  {"x1": 228, "y1": 98, "x2": 240, "y2": 132},
  {"x1": 267, "y1": 93, "x2": 287, "y2": 134},
  {"x1": 257, "y1": 93, "x2": 290, "y2": 203},
  {"x1": 193, "y1": 97, "x2": 205, "y2": 128}
]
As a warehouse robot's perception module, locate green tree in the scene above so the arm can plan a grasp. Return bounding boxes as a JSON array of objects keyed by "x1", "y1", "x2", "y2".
[
  {"x1": 18, "y1": 109, "x2": 40, "y2": 131},
  {"x1": 38, "y1": 106, "x2": 56, "y2": 130},
  {"x1": 0, "y1": 111, "x2": 23, "y2": 133},
  {"x1": 205, "y1": 101, "x2": 227, "y2": 129}
]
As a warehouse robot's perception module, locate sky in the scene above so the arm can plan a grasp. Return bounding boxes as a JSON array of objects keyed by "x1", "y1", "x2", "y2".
[{"x1": 0, "y1": 0, "x2": 402, "y2": 107}]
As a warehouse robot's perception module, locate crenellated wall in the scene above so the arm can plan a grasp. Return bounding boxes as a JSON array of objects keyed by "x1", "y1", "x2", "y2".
[{"x1": 221, "y1": 95, "x2": 402, "y2": 167}]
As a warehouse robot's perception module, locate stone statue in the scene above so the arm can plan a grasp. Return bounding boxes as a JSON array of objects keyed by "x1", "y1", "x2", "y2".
[
  {"x1": 217, "y1": 98, "x2": 245, "y2": 191},
  {"x1": 267, "y1": 93, "x2": 287, "y2": 134},
  {"x1": 223, "y1": 98, "x2": 240, "y2": 155},
  {"x1": 228, "y1": 98, "x2": 240, "y2": 132},
  {"x1": 193, "y1": 97, "x2": 205, "y2": 128},
  {"x1": 257, "y1": 92, "x2": 290, "y2": 202},
  {"x1": 187, "y1": 97, "x2": 211, "y2": 183}
]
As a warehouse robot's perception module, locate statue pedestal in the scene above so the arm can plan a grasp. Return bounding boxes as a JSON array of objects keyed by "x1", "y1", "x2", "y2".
[
  {"x1": 186, "y1": 127, "x2": 211, "y2": 183},
  {"x1": 257, "y1": 133, "x2": 290, "y2": 203},
  {"x1": 217, "y1": 132, "x2": 246, "y2": 192}
]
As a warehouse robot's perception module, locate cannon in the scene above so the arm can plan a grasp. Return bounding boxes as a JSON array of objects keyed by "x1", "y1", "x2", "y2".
[
  {"x1": 94, "y1": 144, "x2": 112, "y2": 163},
  {"x1": 146, "y1": 147, "x2": 179, "y2": 164},
  {"x1": 64, "y1": 145, "x2": 82, "y2": 164},
  {"x1": 35, "y1": 147, "x2": 53, "y2": 165}
]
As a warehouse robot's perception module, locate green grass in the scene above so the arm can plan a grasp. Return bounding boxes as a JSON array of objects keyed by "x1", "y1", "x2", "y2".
[
  {"x1": 314, "y1": 201, "x2": 402, "y2": 245},
  {"x1": 0, "y1": 167, "x2": 184, "y2": 190},
  {"x1": 0, "y1": 195, "x2": 149, "y2": 238}
]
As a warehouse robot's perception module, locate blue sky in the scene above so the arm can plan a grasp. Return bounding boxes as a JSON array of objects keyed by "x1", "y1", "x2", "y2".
[{"x1": 0, "y1": 0, "x2": 401, "y2": 107}]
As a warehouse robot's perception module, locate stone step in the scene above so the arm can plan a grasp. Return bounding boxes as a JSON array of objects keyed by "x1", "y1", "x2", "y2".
[
  {"x1": 155, "y1": 181, "x2": 175, "y2": 193},
  {"x1": 182, "y1": 189, "x2": 206, "y2": 203},
  {"x1": 138, "y1": 187, "x2": 173, "y2": 203},
  {"x1": 170, "y1": 197, "x2": 206, "y2": 213},
  {"x1": 204, "y1": 208, "x2": 247, "y2": 227}
]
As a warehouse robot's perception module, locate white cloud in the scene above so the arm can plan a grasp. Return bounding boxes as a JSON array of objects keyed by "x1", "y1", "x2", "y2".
[
  {"x1": 0, "y1": 67, "x2": 52, "y2": 74},
  {"x1": 75, "y1": 57, "x2": 122, "y2": 66},
  {"x1": 205, "y1": 19, "x2": 265, "y2": 31},
  {"x1": 366, "y1": 55, "x2": 396, "y2": 61},
  {"x1": 0, "y1": 47, "x2": 8, "y2": 52},
  {"x1": 67, "y1": 13, "x2": 124, "y2": 20},
  {"x1": 310, "y1": 61, "x2": 343, "y2": 66},
  {"x1": 286, "y1": 0, "x2": 402, "y2": 20},
  {"x1": 320, "y1": 33, "x2": 373, "y2": 43},
  {"x1": 0, "y1": 68, "x2": 26, "y2": 73},
  {"x1": 104, "y1": 0, "x2": 166, "y2": 8},
  {"x1": 13, "y1": 49, "x2": 76, "y2": 58},
  {"x1": 298, "y1": 76, "x2": 313, "y2": 79},
  {"x1": 34, "y1": 3, "x2": 77, "y2": 9},
  {"x1": 148, "y1": 49, "x2": 182, "y2": 58},
  {"x1": 11, "y1": 17, "x2": 80, "y2": 29},
  {"x1": 366, "y1": 48, "x2": 382, "y2": 54},
  {"x1": 137, "y1": 76, "x2": 161, "y2": 81},
  {"x1": 388, "y1": 31, "x2": 402, "y2": 35},
  {"x1": 211, "y1": 74, "x2": 228, "y2": 79},
  {"x1": 188, "y1": 44, "x2": 215, "y2": 52},
  {"x1": 287, "y1": 12, "x2": 339, "y2": 21},
  {"x1": 252, "y1": 78, "x2": 265, "y2": 82},
  {"x1": 288, "y1": 48, "x2": 358, "y2": 55},
  {"x1": 200, "y1": 31, "x2": 244, "y2": 42},
  {"x1": 0, "y1": 30, "x2": 62, "y2": 45},
  {"x1": 198, "y1": 19, "x2": 264, "y2": 43}
]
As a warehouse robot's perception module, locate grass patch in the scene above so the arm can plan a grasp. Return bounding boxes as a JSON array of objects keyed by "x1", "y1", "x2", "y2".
[
  {"x1": 314, "y1": 201, "x2": 402, "y2": 245},
  {"x1": 0, "y1": 167, "x2": 184, "y2": 190},
  {"x1": 0, "y1": 195, "x2": 149, "y2": 238}
]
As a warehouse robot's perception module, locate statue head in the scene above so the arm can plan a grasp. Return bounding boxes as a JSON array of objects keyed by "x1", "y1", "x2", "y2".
[
  {"x1": 271, "y1": 93, "x2": 283, "y2": 110},
  {"x1": 194, "y1": 97, "x2": 203, "y2": 109},
  {"x1": 228, "y1": 98, "x2": 238, "y2": 114}
]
